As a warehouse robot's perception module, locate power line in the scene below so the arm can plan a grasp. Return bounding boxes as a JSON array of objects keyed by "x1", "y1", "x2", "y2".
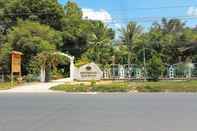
[
  {"x1": 105, "y1": 15, "x2": 197, "y2": 24},
  {"x1": 1, "y1": 10, "x2": 197, "y2": 24},
  {"x1": 108, "y1": 4, "x2": 196, "y2": 11},
  {"x1": 0, "y1": 4, "x2": 196, "y2": 15},
  {"x1": 2, "y1": 11, "x2": 197, "y2": 21}
]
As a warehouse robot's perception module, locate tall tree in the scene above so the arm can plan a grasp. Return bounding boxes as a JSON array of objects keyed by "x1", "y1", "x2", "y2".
[
  {"x1": 160, "y1": 18, "x2": 185, "y2": 34},
  {"x1": 2, "y1": 0, "x2": 65, "y2": 31},
  {"x1": 64, "y1": 0, "x2": 83, "y2": 19},
  {"x1": 85, "y1": 21, "x2": 114, "y2": 64},
  {"x1": 61, "y1": 18, "x2": 92, "y2": 58},
  {"x1": 0, "y1": 20, "x2": 62, "y2": 74},
  {"x1": 61, "y1": 0, "x2": 91, "y2": 57},
  {"x1": 146, "y1": 18, "x2": 186, "y2": 64},
  {"x1": 119, "y1": 21, "x2": 142, "y2": 67},
  {"x1": 30, "y1": 51, "x2": 68, "y2": 82}
]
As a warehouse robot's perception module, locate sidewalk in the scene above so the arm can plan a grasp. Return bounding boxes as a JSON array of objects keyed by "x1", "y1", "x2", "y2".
[{"x1": 0, "y1": 78, "x2": 71, "y2": 93}]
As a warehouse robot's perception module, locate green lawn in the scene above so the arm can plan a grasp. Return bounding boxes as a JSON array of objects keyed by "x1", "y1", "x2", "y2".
[
  {"x1": 0, "y1": 82, "x2": 16, "y2": 90},
  {"x1": 135, "y1": 80, "x2": 197, "y2": 92},
  {"x1": 51, "y1": 80, "x2": 197, "y2": 93}
]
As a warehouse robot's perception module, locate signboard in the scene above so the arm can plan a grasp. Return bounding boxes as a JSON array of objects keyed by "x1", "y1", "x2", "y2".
[
  {"x1": 74, "y1": 63, "x2": 103, "y2": 81},
  {"x1": 11, "y1": 51, "x2": 22, "y2": 74}
]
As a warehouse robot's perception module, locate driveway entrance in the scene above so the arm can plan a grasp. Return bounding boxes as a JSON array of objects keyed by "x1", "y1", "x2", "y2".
[{"x1": 0, "y1": 78, "x2": 71, "y2": 93}]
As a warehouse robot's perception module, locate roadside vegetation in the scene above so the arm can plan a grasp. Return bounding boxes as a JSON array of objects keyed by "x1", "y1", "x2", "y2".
[
  {"x1": 1, "y1": 0, "x2": 197, "y2": 82},
  {"x1": 0, "y1": 82, "x2": 17, "y2": 90},
  {"x1": 51, "y1": 80, "x2": 197, "y2": 93}
]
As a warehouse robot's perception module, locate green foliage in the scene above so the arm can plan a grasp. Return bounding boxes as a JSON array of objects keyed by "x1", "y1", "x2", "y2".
[
  {"x1": 82, "y1": 21, "x2": 115, "y2": 64},
  {"x1": 90, "y1": 80, "x2": 96, "y2": 87},
  {"x1": 51, "y1": 81, "x2": 197, "y2": 93},
  {"x1": 64, "y1": 0, "x2": 82, "y2": 19},
  {"x1": 119, "y1": 21, "x2": 142, "y2": 65},
  {"x1": 0, "y1": 42, "x2": 12, "y2": 73},
  {"x1": 51, "y1": 82, "x2": 129, "y2": 92},
  {"x1": 51, "y1": 68, "x2": 65, "y2": 80},
  {"x1": 51, "y1": 84, "x2": 87, "y2": 92},
  {"x1": 29, "y1": 51, "x2": 69, "y2": 81},
  {"x1": 92, "y1": 83, "x2": 129, "y2": 92},
  {"x1": 3, "y1": 20, "x2": 62, "y2": 74},
  {"x1": 0, "y1": 32, "x2": 5, "y2": 47},
  {"x1": 2, "y1": 0, "x2": 64, "y2": 30},
  {"x1": 0, "y1": 82, "x2": 17, "y2": 90},
  {"x1": 136, "y1": 81, "x2": 197, "y2": 92},
  {"x1": 137, "y1": 85, "x2": 162, "y2": 92},
  {"x1": 75, "y1": 57, "x2": 91, "y2": 67},
  {"x1": 61, "y1": 18, "x2": 92, "y2": 57},
  {"x1": 24, "y1": 74, "x2": 39, "y2": 82},
  {"x1": 1, "y1": 0, "x2": 197, "y2": 80},
  {"x1": 147, "y1": 55, "x2": 164, "y2": 81}
]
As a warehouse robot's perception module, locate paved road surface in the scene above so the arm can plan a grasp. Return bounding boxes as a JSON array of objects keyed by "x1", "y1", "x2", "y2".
[{"x1": 0, "y1": 93, "x2": 197, "y2": 131}]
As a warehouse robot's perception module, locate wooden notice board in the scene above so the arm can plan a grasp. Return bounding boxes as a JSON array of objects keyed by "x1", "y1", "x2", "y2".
[{"x1": 11, "y1": 51, "x2": 23, "y2": 74}]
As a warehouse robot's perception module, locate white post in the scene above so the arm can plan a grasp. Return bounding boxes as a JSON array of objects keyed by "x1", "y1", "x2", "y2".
[
  {"x1": 40, "y1": 66, "x2": 46, "y2": 82},
  {"x1": 70, "y1": 56, "x2": 75, "y2": 81}
]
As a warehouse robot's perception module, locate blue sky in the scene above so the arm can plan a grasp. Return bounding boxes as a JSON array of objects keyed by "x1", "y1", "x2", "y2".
[{"x1": 59, "y1": 0, "x2": 197, "y2": 30}]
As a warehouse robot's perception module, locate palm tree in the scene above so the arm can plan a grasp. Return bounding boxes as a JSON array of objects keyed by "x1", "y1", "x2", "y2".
[
  {"x1": 161, "y1": 18, "x2": 185, "y2": 33},
  {"x1": 88, "y1": 21, "x2": 113, "y2": 64},
  {"x1": 119, "y1": 21, "x2": 142, "y2": 69},
  {"x1": 34, "y1": 51, "x2": 68, "y2": 82}
]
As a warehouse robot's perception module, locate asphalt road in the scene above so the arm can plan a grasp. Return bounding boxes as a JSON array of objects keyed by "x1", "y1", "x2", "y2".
[{"x1": 0, "y1": 93, "x2": 197, "y2": 131}]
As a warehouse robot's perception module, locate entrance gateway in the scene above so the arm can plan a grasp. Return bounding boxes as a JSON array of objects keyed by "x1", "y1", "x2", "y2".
[
  {"x1": 40, "y1": 52, "x2": 103, "y2": 82},
  {"x1": 40, "y1": 52, "x2": 75, "y2": 82}
]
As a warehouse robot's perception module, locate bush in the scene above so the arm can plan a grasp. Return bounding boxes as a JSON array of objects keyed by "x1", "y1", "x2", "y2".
[
  {"x1": 51, "y1": 69, "x2": 64, "y2": 80},
  {"x1": 24, "y1": 74, "x2": 39, "y2": 82},
  {"x1": 147, "y1": 55, "x2": 164, "y2": 81},
  {"x1": 90, "y1": 80, "x2": 96, "y2": 87}
]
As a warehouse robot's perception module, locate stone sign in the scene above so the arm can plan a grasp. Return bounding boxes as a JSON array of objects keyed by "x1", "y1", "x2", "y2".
[{"x1": 74, "y1": 63, "x2": 103, "y2": 81}]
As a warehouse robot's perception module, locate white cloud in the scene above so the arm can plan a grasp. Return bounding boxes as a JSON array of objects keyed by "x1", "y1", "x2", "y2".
[
  {"x1": 187, "y1": 6, "x2": 197, "y2": 16},
  {"x1": 114, "y1": 23, "x2": 122, "y2": 29},
  {"x1": 82, "y1": 8, "x2": 112, "y2": 23}
]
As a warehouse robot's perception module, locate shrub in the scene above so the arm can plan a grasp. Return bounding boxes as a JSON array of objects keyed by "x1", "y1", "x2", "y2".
[
  {"x1": 147, "y1": 55, "x2": 164, "y2": 81},
  {"x1": 90, "y1": 80, "x2": 96, "y2": 87},
  {"x1": 24, "y1": 74, "x2": 39, "y2": 82}
]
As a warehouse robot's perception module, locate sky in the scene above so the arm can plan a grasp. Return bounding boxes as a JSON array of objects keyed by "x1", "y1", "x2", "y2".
[{"x1": 59, "y1": 0, "x2": 197, "y2": 30}]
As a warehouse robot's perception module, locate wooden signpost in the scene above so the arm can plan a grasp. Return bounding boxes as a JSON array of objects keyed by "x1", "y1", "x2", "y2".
[{"x1": 11, "y1": 51, "x2": 23, "y2": 85}]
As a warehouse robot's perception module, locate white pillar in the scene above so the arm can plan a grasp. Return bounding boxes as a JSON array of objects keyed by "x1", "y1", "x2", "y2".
[
  {"x1": 40, "y1": 66, "x2": 46, "y2": 82},
  {"x1": 70, "y1": 56, "x2": 75, "y2": 81}
]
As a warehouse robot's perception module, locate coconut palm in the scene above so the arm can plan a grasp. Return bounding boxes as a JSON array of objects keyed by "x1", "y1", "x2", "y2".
[
  {"x1": 87, "y1": 21, "x2": 114, "y2": 64},
  {"x1": 32, "y1": 51, "x2": 69, "y2": 82},
  {"x1": 119, "y1": 21, "x2": 143, "y2": 68}
]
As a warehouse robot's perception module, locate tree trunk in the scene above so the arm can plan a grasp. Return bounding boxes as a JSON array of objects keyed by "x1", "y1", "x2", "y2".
[
  {"x1": 128, "y1": 45, "x2": 132, "y2": 78},
  {"x1": 45, "y1": 67, "x2": 51, "y2": 82}
]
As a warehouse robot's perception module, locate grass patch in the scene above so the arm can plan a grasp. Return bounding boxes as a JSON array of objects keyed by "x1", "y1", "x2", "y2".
[
  {"x1": 0, "y1": 82, "x2": 17, "y2": 90},
  {"x1": 50, "y1": 80, "x2": 197, "y2": 93},
  {"x1": 51, "y1": 84, "x2": 88, "y2": 92},
  {"x1": 92, "y1": 83, "x2": 129, "y2": 92},
  {"x1": 136, "y1": 81, "x2": 197, "y2": 92},
  {"x1": 51, "y1": 82, "x2": 130, "y2": 92}
]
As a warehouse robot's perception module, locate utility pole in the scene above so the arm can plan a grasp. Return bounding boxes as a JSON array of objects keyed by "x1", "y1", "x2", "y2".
[
  {"x1": 112, "y1": 55, "x2": 115, "y2": 79},
  {"x1": 143, "y1": 45, "x2": 147, "y2": 81}
]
